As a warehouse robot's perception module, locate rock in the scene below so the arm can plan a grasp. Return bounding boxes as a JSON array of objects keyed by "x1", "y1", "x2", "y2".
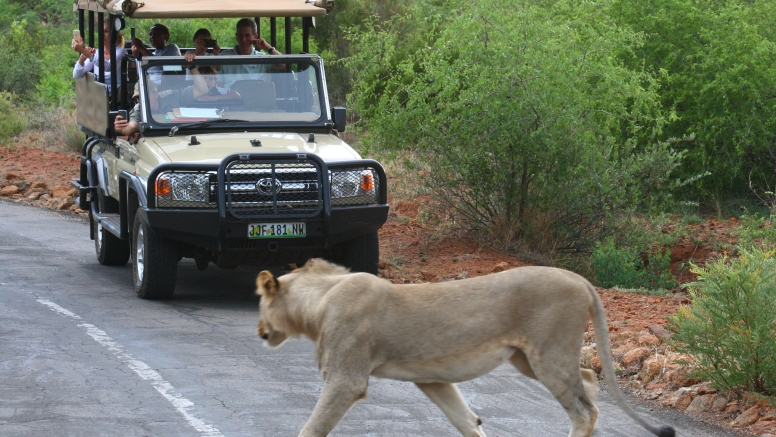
[
  {"x1": 490, "y1": 262, "x2": 510, "y2": 273},
  {"x1": 638, "y1": 334, "x2": 661, "y2": 346},
  {"x1": 621, "y1": 347, "x2": 650, "y2": 368},
  {"x1": 590, "y1": 356, "x2": 602, "y2": 374},
  {"x1": 580, "y1": 346, "x2": 596, "y2": 368},
  {"x1": 4, "y1": 172, "x2": 19, "y2": 180},
  {"x1": 55, "y1": 198, "x2": 74, "y2": 210},
  {"x1": 711, "y1": 395, "x2": 728, "y2": 411},
  {"x1": 378, "y1": 258, "x2": 390, "y2": 270},
  {"x1": 30, "y1": 181, "x2": 48, "y2": 189},
  {"x1": 390, "y1": 279, "x2": 403, "y2": 284},
  {"x1": 732, "y1": 405, "x2": 760, "y2": 427},
  {"x1": 662, "y1": 367, "x2": 696, "y2": 387},
  {"x1": 725, "y1": 401, "x2": 741, "y2": 415},
  {"x1": 65, "y1": 187, "x2": 78, "y2": 197},
  {"x1": 51, "y1": 187, "x2": 70, "y2": 198},
  {"x1": 640, "y1": 356, "x2": 664, "y2": 383},
  {"x1": 455, "y1": 271, "x2": 470, "y2": 280},
  {"x1": 686, "y1": 394, "x2": 716, "y2": 413},
  {"x1": 671, "y1": 388, "x2": 693, "y2": 410},
  {"x1": 1, "y1": 185, "x2": 19, "y2": 196},
  {"x1": 648, "y1": 324, "x2": 671, "y2": 340},
  {"x1": 27, "y1": 191, "x2": 42, "y2": 200},
  {"x1": 696, "y1": 381, "x2": 717, "y2": 395}
]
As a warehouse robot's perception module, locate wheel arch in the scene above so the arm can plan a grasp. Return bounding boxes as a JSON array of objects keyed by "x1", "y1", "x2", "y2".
[{"x1": 120, "y1": 171, "x2": 148, "y2": 240}]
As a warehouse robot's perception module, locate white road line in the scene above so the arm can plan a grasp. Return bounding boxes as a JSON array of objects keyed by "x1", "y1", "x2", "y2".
[{"x1": 37, "y1": 298, "x2": 224, "y2": 437}]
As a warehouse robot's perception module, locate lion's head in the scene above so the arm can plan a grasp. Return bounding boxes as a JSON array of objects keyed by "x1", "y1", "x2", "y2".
[{"x1": 255, "y1": 270, "x2": 290, "y2": 347}]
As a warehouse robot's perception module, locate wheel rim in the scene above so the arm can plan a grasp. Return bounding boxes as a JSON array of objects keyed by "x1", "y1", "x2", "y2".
[
  {"x1": 136, "y1": 226, "x2": 145, "y2": 280},
  {"x1": 96, "y1": 221, "x2": 103, "y2": 252}
]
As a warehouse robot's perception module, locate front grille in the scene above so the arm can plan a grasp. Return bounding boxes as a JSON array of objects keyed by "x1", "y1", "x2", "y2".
[{"x1": 225, "y1": 160, "x2": 323, "y2": 219}]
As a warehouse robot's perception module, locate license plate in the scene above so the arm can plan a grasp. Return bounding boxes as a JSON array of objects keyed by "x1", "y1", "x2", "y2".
[{"x1": 248, "y1": 222, "x2": 306, "y2": 238}]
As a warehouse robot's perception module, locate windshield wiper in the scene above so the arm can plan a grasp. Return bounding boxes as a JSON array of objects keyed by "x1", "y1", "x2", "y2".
[{"x1": 169, "y1": 118, "x2": 250, "y2": 137}]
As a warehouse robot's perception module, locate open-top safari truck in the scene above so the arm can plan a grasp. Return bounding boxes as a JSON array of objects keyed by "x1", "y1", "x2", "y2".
[{"x1": 71, "y1": 0, "x2": 388, "y2": 299}]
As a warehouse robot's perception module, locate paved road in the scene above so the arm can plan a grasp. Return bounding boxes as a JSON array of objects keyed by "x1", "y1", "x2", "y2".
[{"x1": 0, "y1": 199, "x2": 744, "y2": 437}]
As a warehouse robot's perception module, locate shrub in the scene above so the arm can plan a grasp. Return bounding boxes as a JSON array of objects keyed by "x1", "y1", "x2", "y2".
[
  {"x1": 735, "y1": 213, "x2": 776, "y2": 251},
  {"x1": 0, "y1": 92, "x2": 26, "y2": 145},
  {"x1": 668, "y1": 249, "x2": 776, "y2": 395},
  {"x1": 591, "y1": 239, "x2": 677, "y2": 290}
]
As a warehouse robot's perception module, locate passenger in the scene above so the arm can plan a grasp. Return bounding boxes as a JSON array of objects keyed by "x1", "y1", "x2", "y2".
[
  {"x1": 72, "y1": 24, "x2": 126, "y2": 86},
  {"x1": 186, "y1": 65, "x2": 240, "y2": 102},
  {"x1": 185, "y1": 28, "x2": 221, "y2": 79},
  {"x1": 114, "y1": 66, "x2": 231, "y2": 136},
  {"x1": 186, "y1": 28, "x2": 221, "y2": 57},
  {"x1": 131, "y1": 24, "x2": 182, "y2": 84},
  {"x1": 217, "y1": 18, "x2": 284, "y2": 87}
]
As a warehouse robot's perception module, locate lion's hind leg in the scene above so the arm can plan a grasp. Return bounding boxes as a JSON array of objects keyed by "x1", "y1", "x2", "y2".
[
  {"x1": 513, "y1": 351, "x2": 598, "y2": 437},
  {"x1": 416, "y1": 382, "x2": 486, "y2": 437}
]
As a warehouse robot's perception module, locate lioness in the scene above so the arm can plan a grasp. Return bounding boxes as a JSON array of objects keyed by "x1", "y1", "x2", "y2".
[{"x1": 256, "y1": 259, "x2": 675, "y2": 437}]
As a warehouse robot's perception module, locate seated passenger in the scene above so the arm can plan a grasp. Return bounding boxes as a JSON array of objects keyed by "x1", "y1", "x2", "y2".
[
  {"x1": 217, "y1": 18, "x2": 284, "y2": 88},
  {"x1": 186, "y1": 66, "x2": 240, "y2": 102},
  {"x1": 186, "y1": 28, "x2": 221, "y2": 57},
  {"x1": 185, "y1": 28, "x2": 221, "y2": 80},
  {"x1": 72, "y1": 24, "x2": 126, "y2": 87},
  {"x1": 131, "y1": 24, "x2": 182, "y2": 84}
]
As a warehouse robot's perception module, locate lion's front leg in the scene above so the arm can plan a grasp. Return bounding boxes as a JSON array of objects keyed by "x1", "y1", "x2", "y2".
[
  {"x1": 298, "y1": 372, "x2": 369, "y2": 437},
  {"x1": 416, "y1": 382, "x2": 487, "y2": 437}
]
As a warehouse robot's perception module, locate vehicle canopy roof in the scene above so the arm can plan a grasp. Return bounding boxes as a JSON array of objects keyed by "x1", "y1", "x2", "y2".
[{"x1": 74, "y1": 0, "x2": 331, "y2": 18}]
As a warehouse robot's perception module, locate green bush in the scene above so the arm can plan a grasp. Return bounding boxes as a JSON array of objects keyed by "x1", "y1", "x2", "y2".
[
  {"x1": 346, "y1": 0, "x2": 683, "y2": 252},
  {"x1": 735, "y1": 213, "x2": 776, "y2": 251},
  {"x1": 0, "y1": 92, "x2": 26, "y2": 145},
  {"x1": 591, "y1": 239, "x2": 676, "y2": 290},
  {"x1": 668, "y1": 249, "x2": 776, "y2": 395}
]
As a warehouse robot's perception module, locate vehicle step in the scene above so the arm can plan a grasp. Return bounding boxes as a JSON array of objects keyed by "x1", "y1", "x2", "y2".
[{"x1": 98, "y1": 215, "x2": 122, "y2": 238}]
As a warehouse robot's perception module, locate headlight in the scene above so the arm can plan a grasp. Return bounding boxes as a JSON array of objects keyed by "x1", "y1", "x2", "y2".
[
  {"x1": 330, "y1": 169, "x2": 378, "y2": 206},
  {"x1": 155, "y1": 172, "x2": 213, "y2": 208}
]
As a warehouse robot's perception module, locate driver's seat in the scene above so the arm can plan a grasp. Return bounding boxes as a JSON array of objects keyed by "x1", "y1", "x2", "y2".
[{"x1": 230, "y1": 80, "x2": 276, "y2": 110}]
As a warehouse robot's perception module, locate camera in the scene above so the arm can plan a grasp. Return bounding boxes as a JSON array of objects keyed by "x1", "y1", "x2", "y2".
[{"x1": 205, "y1": 39, "x2": 217, "y2": 48}]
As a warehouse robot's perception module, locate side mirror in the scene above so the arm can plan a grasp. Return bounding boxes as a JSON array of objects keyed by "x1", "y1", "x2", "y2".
[{"x1": 331, "y1": 106, "x2": 346, "y2": 133}]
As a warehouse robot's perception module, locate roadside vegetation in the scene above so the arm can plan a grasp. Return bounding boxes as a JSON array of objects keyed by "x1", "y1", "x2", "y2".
[{"x1": 1, "y1": 0, "x2": 775, "y2": 400}]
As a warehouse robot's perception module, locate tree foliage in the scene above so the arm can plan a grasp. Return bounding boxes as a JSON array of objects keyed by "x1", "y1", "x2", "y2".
[
  {"x1": 609, "y1": 0, "x2": 776, "y2": 201},
  {"x1": 346, "y1": 0, "x2": 682, "y2": 251}
]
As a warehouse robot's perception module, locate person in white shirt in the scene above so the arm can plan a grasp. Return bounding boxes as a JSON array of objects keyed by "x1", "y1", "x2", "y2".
[
  {"x1": 184, "y1": 28, "x2": 221, "y2": 80},
  {"x1": 72, "y1": 24, "x2": 126, "y2": 87}
]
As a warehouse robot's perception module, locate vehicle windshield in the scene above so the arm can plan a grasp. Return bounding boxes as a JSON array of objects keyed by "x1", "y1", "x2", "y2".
[{"x1": 139, "y1": 56, "x2": 323, "y2": 126}]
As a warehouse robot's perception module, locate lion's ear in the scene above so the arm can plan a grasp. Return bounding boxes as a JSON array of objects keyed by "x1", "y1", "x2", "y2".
[{"x1": 256, "y1": 270, "x2": 278, "y2": 297}]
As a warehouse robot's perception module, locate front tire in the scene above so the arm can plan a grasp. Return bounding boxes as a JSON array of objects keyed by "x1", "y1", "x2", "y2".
[
  {"x1": 92, "y1": 213, "x2": 130, "y2": 266},
  {"x1": 328, "y1": 231, "x2": 379, "y2": 274},
  {"x1": 132, "y1": 213, "x2": 177, "y2": 299}
]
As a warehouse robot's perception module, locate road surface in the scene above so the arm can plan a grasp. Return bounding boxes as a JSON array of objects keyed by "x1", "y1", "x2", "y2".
[{"x1": 0, "y1": 200, "x2": 744, "y2": 436}]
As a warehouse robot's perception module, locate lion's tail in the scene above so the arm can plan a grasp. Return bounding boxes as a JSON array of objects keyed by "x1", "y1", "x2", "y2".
[{"x1": 587, "y1": 282, "x2": 676, "y2": 437}]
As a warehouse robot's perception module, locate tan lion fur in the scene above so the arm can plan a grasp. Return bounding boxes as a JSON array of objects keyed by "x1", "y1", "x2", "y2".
[{"x1": 255, "y1": 258, "x2": 674, "y2": 437}]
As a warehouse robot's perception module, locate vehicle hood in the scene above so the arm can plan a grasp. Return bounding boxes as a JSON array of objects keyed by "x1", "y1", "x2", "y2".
[{"x1": 148, "y1": 132, "x2": 362, "y2": 163}]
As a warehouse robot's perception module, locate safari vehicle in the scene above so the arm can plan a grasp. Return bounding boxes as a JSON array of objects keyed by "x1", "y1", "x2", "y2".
[{"x1": 71, "y1": 0, "x2": 388, "y2": 299}]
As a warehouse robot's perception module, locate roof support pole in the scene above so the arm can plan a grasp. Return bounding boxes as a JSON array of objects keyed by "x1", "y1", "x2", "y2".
[
  {"x1": 254, "y1": 17, "x2": 261, "y2": 38},
  {"x1": 110, "y1": 15, "x2": 118, "y2": 110},
  {"x1": 284, "y1": 17, "x2": 291, "y2": 54},
  {"x1": 97, "y1": 12, "x2": 105, "y2": 84},
  {"x1": 88, "y1": 10, "x2": 95, "y2": 48},
  {"x1": 78, "y1": 9, "x2": 85, "y2": 45},
  {"x1": 270, "y1": 17, "x2": 277, "y2": 48},
  {"x1": 302, "y1": 17, "x2": 311, "y2": 54}
]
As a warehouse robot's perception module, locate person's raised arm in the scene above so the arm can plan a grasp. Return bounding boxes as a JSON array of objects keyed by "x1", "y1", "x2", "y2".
[{"x1": 131, "y1": 38, "x2": 153, "y2": 58}]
